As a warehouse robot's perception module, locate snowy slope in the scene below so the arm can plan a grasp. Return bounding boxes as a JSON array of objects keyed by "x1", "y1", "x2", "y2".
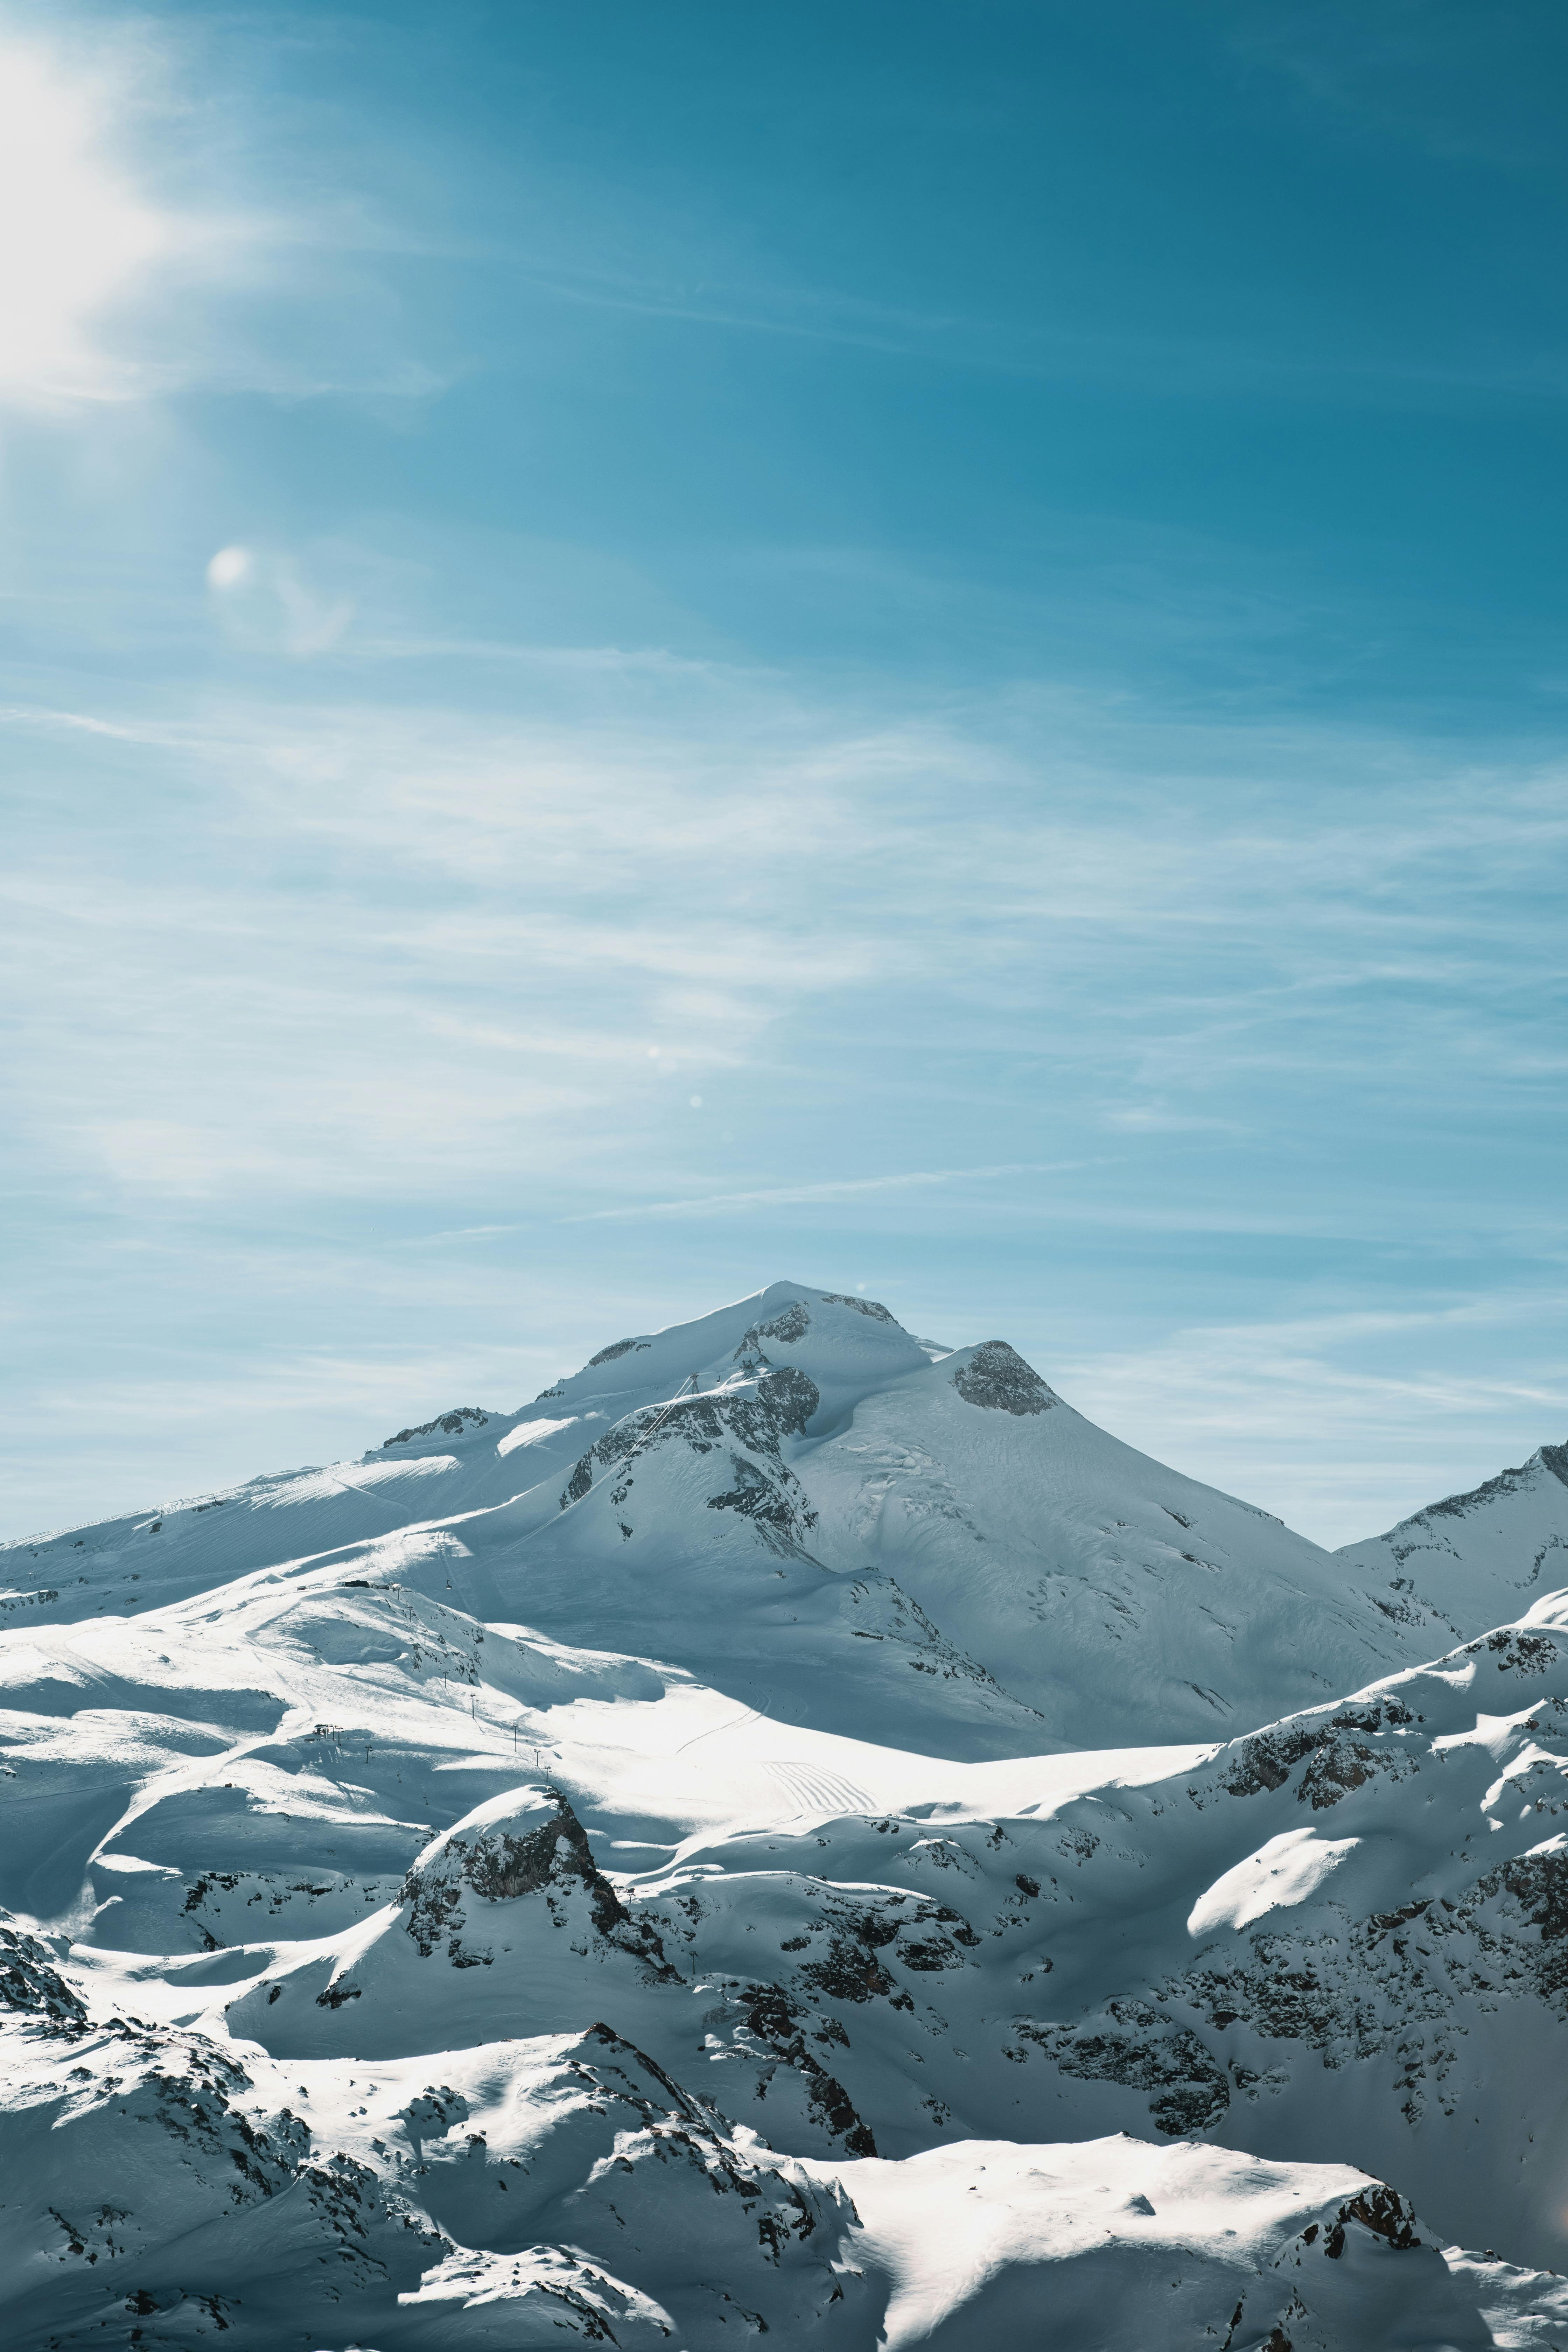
[
  {"x1": 809, "y1": 2137, "x2": 1540, "y2": 2352},
  {"x1": 1339, "y1": 1443, "x2": 1568, "y2": 1652},
  {"x1": 9, "y1": 1280, "x2": 1568, "y2": 2345},
  {"x1": 6, "y1": 1281, "x2": 1526, "y2": 1755},
  {"x1": 1, "y1": 1941, "x2": 1536, "y2": 2352},
  {"x1": 0, "y1": 1958, "x2": 870, "y2": 2349},
  {"x1": 3, "y1": 1553, "x2": 1566, "y2": 2343},
  {"x1": 33, "y1": 1559, "x2": 1549, "y2": 2263}
]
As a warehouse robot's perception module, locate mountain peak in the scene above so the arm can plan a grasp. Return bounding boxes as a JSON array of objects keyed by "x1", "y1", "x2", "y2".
[
  {"x1": 8, "y1": 1280, "x2": 1568, "y2": 2339},
  {"x1": 532, "y1": 1282, "x2": 930, "y2": 1412},
  {"x1": 380, "y1": 1405, "x2": 497, "y2": 1452}
]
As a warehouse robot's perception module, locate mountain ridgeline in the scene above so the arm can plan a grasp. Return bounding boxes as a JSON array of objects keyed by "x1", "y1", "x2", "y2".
[{"x1": 4, "y1": 1281, "x2": 1568, "y2": 2349}]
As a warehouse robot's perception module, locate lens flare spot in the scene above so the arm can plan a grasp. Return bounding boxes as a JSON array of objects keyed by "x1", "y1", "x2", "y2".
[{"x1": 206, "y1": 545, "x2": 253, "y2": 590}]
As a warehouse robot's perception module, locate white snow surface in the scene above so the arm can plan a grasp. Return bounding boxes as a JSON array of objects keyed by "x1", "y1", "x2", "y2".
[
  {"x1": 1185, "y1": 1827, "x2": 1361, "y2": 1938},
  {"x1": 1338, "y1": 1441, "x2": 1568, "y2": 1649},
  {"x1": 4, "y1": 1280, "x2": 1568, "y2": 2348}
]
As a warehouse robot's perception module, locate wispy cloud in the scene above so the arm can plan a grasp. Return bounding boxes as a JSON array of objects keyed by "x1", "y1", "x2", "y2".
[
  {"x1": 1056, "y1": 1292, "x2": 1568, "y2": 1551},
  {"x1": 6, "y1": 668, "x2": 1568, "y2": 1221},
  {"x1": 566, "y1": 1161, "x2": 1094, "y2": 1223}
]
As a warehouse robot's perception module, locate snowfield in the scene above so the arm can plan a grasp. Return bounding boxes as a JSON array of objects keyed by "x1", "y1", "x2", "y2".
[{"x1": 4, "y1": 1281, "x2": 1568, "y2": 2348}]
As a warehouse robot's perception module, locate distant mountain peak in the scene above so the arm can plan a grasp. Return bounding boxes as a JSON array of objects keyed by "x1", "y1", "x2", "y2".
[{"x1": 380, "y1": 1405, "x2": 494, "y2": 1450}]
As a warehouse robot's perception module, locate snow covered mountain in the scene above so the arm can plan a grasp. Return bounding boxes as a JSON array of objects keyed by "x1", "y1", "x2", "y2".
[
  {"x1": 11, "y1": 1280, "x2": 1545, "y2": 1754},
  {"x1": 5, "y1": 1280, "x2": 1568, "y2": 2347},
  {"x1": 1338, "y1": 1443, "x2": 1568, "y2": 1651}
]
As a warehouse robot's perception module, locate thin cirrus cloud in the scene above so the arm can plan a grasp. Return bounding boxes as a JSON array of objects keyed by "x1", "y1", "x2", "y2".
[
  {"x1": 565, "y1": 1161, "x2": 1094, "y2": 1223},
  {"x1": 1059, "y1": 1294, "x2": 1568, "y2": 1551},
  {"x1": 6, "y1": 673, "x2": 1568, "y2": 1176}
]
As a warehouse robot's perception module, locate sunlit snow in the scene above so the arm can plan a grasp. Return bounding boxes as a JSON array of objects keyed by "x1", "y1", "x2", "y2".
[
  {"x1": 4, "y1": 1280, "x2": 1568, "y2": 2344},
  {"x1": 1186, "y1": 1827, "x2": 1360, "y2": 1938}
]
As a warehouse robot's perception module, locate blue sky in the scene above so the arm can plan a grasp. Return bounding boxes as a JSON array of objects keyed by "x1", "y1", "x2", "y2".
[{"x1": 4, "y1": 0, "x2": 1568, "y2": 1544}]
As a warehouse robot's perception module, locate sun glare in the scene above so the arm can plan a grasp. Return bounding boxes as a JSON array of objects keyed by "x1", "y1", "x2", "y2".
[{"x1": 0, "y1": 42, "x2": 168, "y2": 402}]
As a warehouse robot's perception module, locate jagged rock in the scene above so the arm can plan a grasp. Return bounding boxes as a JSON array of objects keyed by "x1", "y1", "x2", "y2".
[
  {"x1": 383, "y1": 1407, "x2": 491, "y2": 1448},
  {"x1": 950, "y1": 1340, "x2": 1056, "y2": 1415}
]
